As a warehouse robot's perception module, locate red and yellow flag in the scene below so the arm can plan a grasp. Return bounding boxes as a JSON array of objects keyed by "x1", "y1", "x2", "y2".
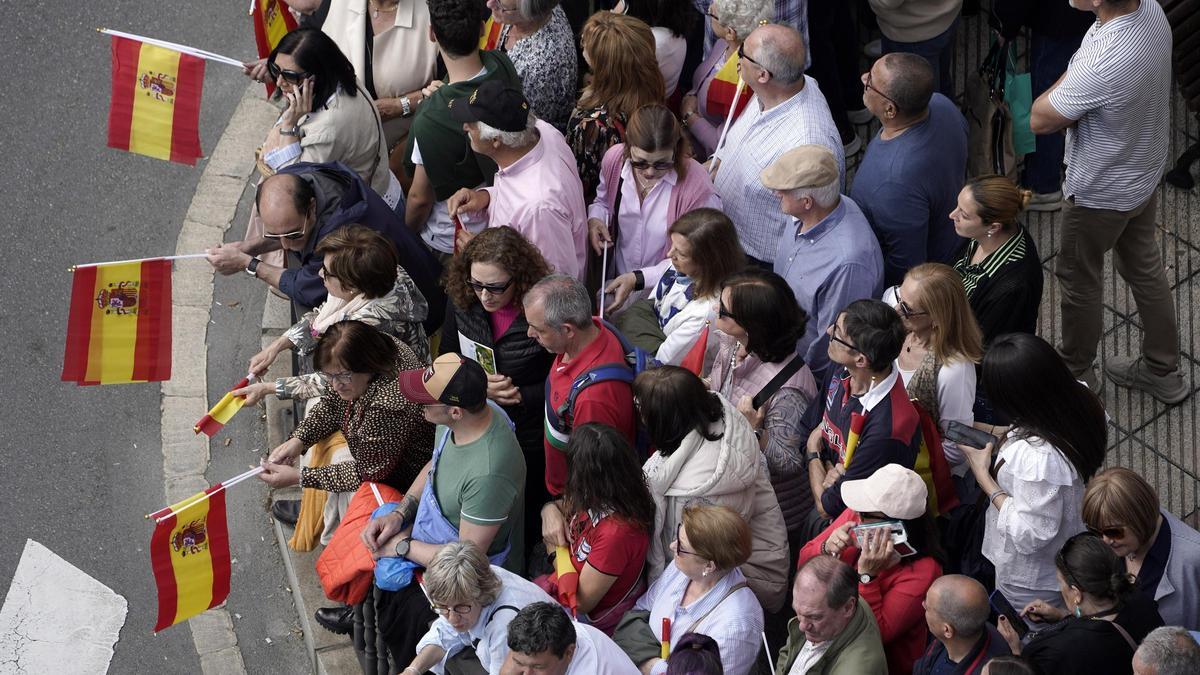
[
  {"x1": 107, "y1": 36, "x2": 205, "y2": 165},
  {"x1": 252, "y1": 0, "x2": 299, "y2": 96},
  {"x1": 194, "y1": 377, "x2": 251, "y2": 437},
  {"x1": 911, "y1": 401, "x2": 961, "y2": 516},
  {"x1": 842, "y1": 411, "x2": 865, "y2": 468},
  {"x1": 479, "y1": 16, "x2": 503, "y2": 51},
  {"x1": 150, "y1": 487, "x2": 232, "y2": 632},
  {"x1": 553, "y1": 545, "x2": 579, "y2": 617},
  {"x1": 679, "y1": 324, "x2": 709, "y2": 376},
  {"x1": 62, "y1": 259, "x2": 172, "y2": 385},
  {"x1": 705, "y1": 52, "x2": 750, "y2": 123}
]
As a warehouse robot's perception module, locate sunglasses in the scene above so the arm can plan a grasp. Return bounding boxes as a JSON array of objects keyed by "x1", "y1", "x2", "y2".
[
  {"x1": 266, "y1": 60, "x2": 309, "y2": 83},
  {"x1": 263, "y1": 228, "x2": 307, "y2": 241},
  {"x1": 737, "y1": 42, "x2": 772, "y2": 79},
  {"x1": 892, "y1": 286, "x2": 927, "y2": 318},
  {"x1": 630, "y1": 159, "x2": 674, "y2": 171},
  {"x1": 718, "y1": 300, "x2": 739, "y2": 322},
  {"x1": 1087, "y1": 525, "x2": 1128, "y2": 540},
  {"x1": 467, "y1": 277, "x2": 514, "y2": 295},
  {"x1": 863, "y1": 70, "x2": 898, "y2": 108}
]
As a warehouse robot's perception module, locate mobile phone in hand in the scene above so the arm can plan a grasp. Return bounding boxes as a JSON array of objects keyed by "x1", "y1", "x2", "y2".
[
  {"x1": 989, "y1": 589, "x2": 1030, "y2": 639},
  {"x1": 945, "y1": 421, "x2": 998, "y2": 450}
]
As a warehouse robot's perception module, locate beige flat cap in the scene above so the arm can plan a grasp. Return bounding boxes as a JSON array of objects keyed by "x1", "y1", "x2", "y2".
[{"x1": 759, "y1": 144, "x2": 839, "y2": 190}]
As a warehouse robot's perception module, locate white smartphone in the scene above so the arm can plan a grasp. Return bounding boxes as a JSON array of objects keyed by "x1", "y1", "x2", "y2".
[{"x1": 851, "y1": 520, "x2": 918, "y2": 557}]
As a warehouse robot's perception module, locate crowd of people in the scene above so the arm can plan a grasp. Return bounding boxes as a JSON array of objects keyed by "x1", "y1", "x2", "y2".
[{"x1": 205, "y1": 0, "x2": 1200, "y2": 673}]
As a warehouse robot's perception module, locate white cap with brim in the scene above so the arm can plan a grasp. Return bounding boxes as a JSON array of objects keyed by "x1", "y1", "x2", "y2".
[{"x1": 840, "y1": 463, "x2": 928, "y2": 521}]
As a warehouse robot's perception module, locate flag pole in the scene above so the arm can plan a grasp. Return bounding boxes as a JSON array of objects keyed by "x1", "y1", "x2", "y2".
[
  {"x1": 709, "y1": 78, "x2": 745, "y2": 180},
  {"x1": 146, "y1": 466, "x2": 266, "y2": 521},
  {"x1": 69, "y1": 253, "x2": 208, "y2": 272},
  {"x1": 598, "y1": 244, "x2": 609, "y2": 320},
  {"x1": 97, "y1": 28, "x2": 247, "y2": 69}
]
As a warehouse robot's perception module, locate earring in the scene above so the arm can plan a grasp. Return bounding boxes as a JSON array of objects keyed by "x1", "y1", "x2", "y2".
[
  {"x1": 1074, "y1": 606, "x2": 1082, "y2": 618},
  {"x1": 986, "y1": 232, "x2": 993, "y2": 238}
]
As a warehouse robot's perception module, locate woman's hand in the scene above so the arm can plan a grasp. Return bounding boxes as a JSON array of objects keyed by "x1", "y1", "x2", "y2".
[
  {"x1": 1022, "y1": 599, "x2": 1065, "y2": 624},
  {"x1": 588, "y1": 218, "x2": 612, "y2": 255},
  {"x1": 232, "y1": 381, "x2": 275, "y2": 407},
  {"x1": 258, "y1": 461, "x2": 301, "y2": 487},
  {"x1": 267, "y1": 438, "x2": 304, "y2": 465},
  {"x1": 486, "y1": 374, "x2": 521, "y2": 406},
  {"x1": 540, "y1": 501, "x2": 569, "y2": 548},
  {"x1": 280, "y1": 76, "x2": 315, "y2": 127},
  {"x1": 960, "y1": 441, "x2": 995, "y2": 480},
  {"x1": 997, "y1": 615, "x2": 1022, "y2": 655},
  {"x1": 243, "y1": 58, "x2": 269, "y2": 83},
  {"x1": 856, "y1": 527, "x2": 901, "y2": 577},
  {"x1": 603, "y1": 273, "x2": 637, "y2": 315},
  {"x1": 736, "y1": 395, "x2": 765, "y2": 430},
  {"x1": 250, "y1": 339, "x2": 288, "y2": 377},
  {"x1": 680, "y1": 94, "x2": 698, "y2": 120},
  {"x1": 823, "y1": 521, "x2": 854, "y2": 558}
]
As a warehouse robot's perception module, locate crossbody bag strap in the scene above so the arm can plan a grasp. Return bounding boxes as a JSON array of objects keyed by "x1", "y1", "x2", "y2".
[
  {"x1": 684, "y1": 581, "x2": 750, "y2": 636},
  {"x1": 751, "y1": 354, "x2": 806, "y2": 410}
]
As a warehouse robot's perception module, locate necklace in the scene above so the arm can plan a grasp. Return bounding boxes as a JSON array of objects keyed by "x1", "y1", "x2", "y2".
[
  {"x1": 369, "y1": 0, "x2": 399, "y2": 19},
  {"x1": 635, "y1": 175, "x2": 660, "y2": 198}
]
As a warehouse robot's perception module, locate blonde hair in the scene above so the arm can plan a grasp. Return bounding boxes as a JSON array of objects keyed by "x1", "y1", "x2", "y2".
[
  {"x1": 1082, "y1": 467, "x2": 1161, "y2": 545},
  {"x1": 682, "y1": 504, "x2": 751, "y2": 571},
  {"x1": 905, "y1": 263, "x2": 983, "y2": 365},
  {"x1": 964, "y1": 174, "x2": 1033, "y2": 234},
  {"x1": 423, "y1": 541, "x2": 502, "y2": 607},
  {"x1": 578, "y1": 12, "x2": 664, "y2": 116}
]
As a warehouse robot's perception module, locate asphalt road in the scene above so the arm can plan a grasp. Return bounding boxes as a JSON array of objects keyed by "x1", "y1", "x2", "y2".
[{"x1": 0, "y1": 2, "x2": 306, "y2": 672}]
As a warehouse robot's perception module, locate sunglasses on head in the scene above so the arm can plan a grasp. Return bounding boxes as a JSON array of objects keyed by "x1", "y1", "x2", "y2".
[
  {"x1": 267, "y1": 59, "x2": 309, "y2": 83},
  {"x1": 467, "y1": 277, "x2": 514, "y2": 295},
  {"x1": 630, "y1": 159, "x2": 674, "y2": 171}
]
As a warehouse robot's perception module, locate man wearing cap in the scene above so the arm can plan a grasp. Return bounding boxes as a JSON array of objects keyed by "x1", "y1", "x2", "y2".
[
  {"x1": 361, "y1": 352, "x2": 528, "y2": 662},
  {"x1": 403, "y1": 0, "x2": 522, "y2": 260},
  {"x1": 796, "y1": 464, "x2": 942, "y2": 675},
  {"x1": 446, "y1": 81, "x2": 588, "y2": 280},
  {"x1": 764, "y1": 144, "x2": 883, "y2": 382}
]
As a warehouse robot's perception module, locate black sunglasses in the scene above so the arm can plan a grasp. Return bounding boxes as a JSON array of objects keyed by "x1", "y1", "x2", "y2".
[
  {"x1": 737, "y1": 42, "x2": 772, "y2": 79},
  {"x1": 718, "y1": 300, "x2": 739, "y2": 322},
  {"x1": 1087, "y1": 525, "x2": 1128, "y2": 541},
  {"x1": 630, "y1": 159, "x2": 674, "y2": 171},
  {"x1": 467, "y1": 277, "x2": 514, "y2": 295},
  {"x1": 267, "y1": 59, "x2": 309, "y2": 83}
]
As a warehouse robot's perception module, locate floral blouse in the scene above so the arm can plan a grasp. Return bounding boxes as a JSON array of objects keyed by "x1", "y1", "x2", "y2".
[
  {"x1": 567, "y1": 106, "x2": 627, "y2": 204},
  {"x1": 500, "y1": 5, "x2": 577, "y2": 133}
]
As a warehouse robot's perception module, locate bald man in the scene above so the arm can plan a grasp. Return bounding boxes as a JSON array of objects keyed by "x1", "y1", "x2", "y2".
[
  {"x1": 914, "y1": 575, "x2": 1011, "y2": 675},
  {"x1": 206, "y1": 162, "x2": 443, "y2": 328}
]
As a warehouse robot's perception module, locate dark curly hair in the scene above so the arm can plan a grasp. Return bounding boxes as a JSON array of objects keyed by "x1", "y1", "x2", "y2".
[
  {"x1": 721, "y1": 268, "x2": 807, "y2": 363},
  {"x1": 445, "y1": 226, "x2": 553, "y2": 310},
  {"x1": 428, "y1": 0, "x2": 488, "y2": 57},
  {"x1": 563, "y1": 424, "x2": 655, "y2": 532}
]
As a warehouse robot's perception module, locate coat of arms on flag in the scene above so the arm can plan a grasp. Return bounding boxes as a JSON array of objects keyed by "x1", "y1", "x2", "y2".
[
  {"x1": 150, "y1": 487, "x2": 232, "y2": 632},
  {"x1": 107, "y1": 36, "x2": 205, "y2": 165}
]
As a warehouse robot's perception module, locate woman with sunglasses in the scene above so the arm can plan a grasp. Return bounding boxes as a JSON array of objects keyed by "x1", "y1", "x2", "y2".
[
  {"x1": 956, "y1": 333, "x2": 1107, "y2": 611},
  {"x1": 258, "y1": 320, "x2": 435, "y2": 503},
  {"x1": 883, "y1": 263, "x2": 982, "y2": 474},
  {"x1": 997, "y1": 533, "x2": 1164, "y2": 675},
  {"x1": 535, "y1": 423, "x2": 654, "y2": 635},
  {"x1": 588, "y1": 104, "x2": 720, "y2": 294},
  {"x1": 707, "y1": 268, "x2": 817, "y2": 542},
  {"x1": 440, "y1": 226, "x2": 555, "y2": 544},
  {"x1": 678, "y1": 0, "x2": 774, "y2": 160},
  {"x1": 634, "y1": 366, "x2": 789, "y2": 615},
  {"x1": 1081, "y1": 467, "x2": 1200, "y2": 630},
  {"x1": 607, "y1": 208, "x2": 745, "y2": 366},
  {"x1": 622, "y1": 503, "x2": 763, "y2": 675}
]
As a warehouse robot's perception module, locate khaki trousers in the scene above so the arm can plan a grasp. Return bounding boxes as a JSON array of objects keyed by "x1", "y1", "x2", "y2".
[{"x1": 1056, "y1": 193, "x2": 1180, "y2": 375}]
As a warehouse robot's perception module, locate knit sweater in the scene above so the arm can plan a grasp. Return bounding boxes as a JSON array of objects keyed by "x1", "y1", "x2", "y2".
[{"x1": 868, "y1": 0, "x2": 963, "y2": 43}]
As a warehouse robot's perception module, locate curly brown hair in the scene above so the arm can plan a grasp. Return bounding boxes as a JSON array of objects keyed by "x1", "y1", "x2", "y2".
[{"x1": 445, "y1": 226, "x2": 554, "y2": 310}]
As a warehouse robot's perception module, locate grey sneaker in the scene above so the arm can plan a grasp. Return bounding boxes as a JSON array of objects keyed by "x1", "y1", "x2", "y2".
[
  {"x1": 1105, "y1": 356, "x2": 1189, "y2": 404},
  {"x1": 1078, "y1": 366, "x2": 1104, "y2": 396},
  {"x1": 1026, "y1": 190, "x2": 1063, "y2": 212}
]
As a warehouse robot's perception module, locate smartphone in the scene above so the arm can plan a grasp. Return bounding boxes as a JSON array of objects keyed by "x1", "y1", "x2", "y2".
[
  {"x1": 989, "y1": 589, "x2": 1030, "y2": 639},
  {"x1": 944, "y1": 421, "x2": 998, "y2": 450},
  {"x1": 851, "y1": 521, "x2": 917, "y2": 557}
]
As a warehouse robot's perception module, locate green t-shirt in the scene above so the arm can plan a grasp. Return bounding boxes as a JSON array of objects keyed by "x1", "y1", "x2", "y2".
[{"x1": 433, "y1": 408, "x2": 526, "y2": 565}]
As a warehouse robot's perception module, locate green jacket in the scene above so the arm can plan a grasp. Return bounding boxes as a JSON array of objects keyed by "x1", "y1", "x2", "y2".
[
  {"x1": 775, "y1": 598, "x2": 887, "y2": 675},
  {"x1": 404, "y1": 50, "x2": 521, "y2": 201}
]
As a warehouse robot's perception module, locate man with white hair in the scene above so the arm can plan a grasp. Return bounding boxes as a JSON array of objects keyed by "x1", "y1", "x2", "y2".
[
  {"x1": 762, "y1": 144, "x2": 882, "y2": 381},
  {"x1": 447, "y1": 81, "x2": 588, "y2": 279},
  {"x1": 1132, "y1": 626, "x2": 1200, "y2": 675},
  {"x1": 711, "y1": 23, "x2": 844, "y2": 269}
]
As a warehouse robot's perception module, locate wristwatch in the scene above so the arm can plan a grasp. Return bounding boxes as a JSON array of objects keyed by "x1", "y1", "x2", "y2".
[
  {"x1": 245, "y1": 257, "x2": 262, "y2": 277},
  {"x1": 279, "y1": 125, "x2": 304, "y2": 137},
  {"x1": 859, "y1": 572, "x2": 875, "y2": 584},
  {"x1": 394, "y1": 536, "x2": 413, "y2": 558},
  {"x1": 400, "y1": 96, "x2": 413, "y2": 117},
  {"x1": 806, "y1": 451, "x2": 822, "y2": 464}
]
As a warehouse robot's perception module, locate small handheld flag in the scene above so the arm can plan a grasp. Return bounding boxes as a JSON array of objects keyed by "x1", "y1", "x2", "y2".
[
  {"x1": 661, "y1": 617, "x2": 671, "y2": 659},
  {"x1": 194, "y1": 376, "x2": 253, "y2": 437},
  {"x1": 479, "y1": 16, "x2": 503, "y2": 51},
  {"x1": 679, "y1": 323, "x2": 709, "y2": 376},
  {"x1": 150, "y1": 486, "x2": 232, "y2": 632},
  {"x1": 553, "y1": 545, "x2": 579, "y2": 617},
  {"x1": 251, "y1": 0, "x2": 299, "y2": 96},
  {"x1": 107, "y1": 35, "x2": 205, "y2": 165}
]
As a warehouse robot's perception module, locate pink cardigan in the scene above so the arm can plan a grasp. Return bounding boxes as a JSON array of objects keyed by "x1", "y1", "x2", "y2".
[{"x1": 598, "y1": 143, "x2": 718, "y2": 227}]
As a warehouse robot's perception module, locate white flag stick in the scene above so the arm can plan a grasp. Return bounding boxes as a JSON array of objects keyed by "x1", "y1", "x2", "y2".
[
  {"x1": 370, "y1": 483, "x2": 385, "y2": 507},
  {"x1": 97, "y1": 28, "x2": 246, "y2": 69},
  {"x1": 69, "y1": 253, "x2": 208, "y2": 272},
  {"x1": 762, "y1": 632, "x2": 775, "y2": 673},
  {"x1": 711, "y1": 78, "x2": 745, "y2": 159},
  {"x1": 598, "y1": 244, "x2": 610, "y2": 320},
  {"x1": 147, "y1": 466, "x2": 266, "y2": 521}
]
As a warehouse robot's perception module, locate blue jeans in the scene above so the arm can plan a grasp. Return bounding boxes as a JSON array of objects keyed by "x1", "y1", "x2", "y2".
[
  {"x1": 882, "y1": 19, "x2": 958, "y2": 98},
  {"x1": 1022, "y1": 32, "x2": 1085, "y2": 194}
]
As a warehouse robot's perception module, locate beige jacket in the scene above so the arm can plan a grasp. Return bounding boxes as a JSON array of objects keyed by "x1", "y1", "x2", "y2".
[
  {"x1": 868, "y1": 0, "x2": 962, "y2": 42},
  {"x1": 643, "y1": 395, "x2": 790, "y2": 613}
]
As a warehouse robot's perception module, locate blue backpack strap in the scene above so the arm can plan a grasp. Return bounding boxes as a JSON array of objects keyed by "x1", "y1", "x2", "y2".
[{"x1": 555, "y1": 363, "x2": 635, "y2": 429}]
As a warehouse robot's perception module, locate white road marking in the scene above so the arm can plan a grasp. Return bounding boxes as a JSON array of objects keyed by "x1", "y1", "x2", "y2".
[{"x1": 0, "y1": 539, "x2": 128, "y2": 675}]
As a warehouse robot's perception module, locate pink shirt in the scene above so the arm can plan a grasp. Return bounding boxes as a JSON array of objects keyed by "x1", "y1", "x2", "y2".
[{"x1": 469, "y1": 120, "x2": 588, "y2": 279}]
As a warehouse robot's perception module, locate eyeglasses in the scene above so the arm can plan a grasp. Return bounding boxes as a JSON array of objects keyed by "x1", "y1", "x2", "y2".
[
  {"x1": 467, "y1": 277, "x2": 514, "y2": 295},
  {"x1": 737, "y1": 43, "x2": 772, "y2": 79},
  {"x1": 718, "y1": 301, "x2": 739, "y2": 322},
  {"x1": 630, "y1": 159, "x2": 675, "y2": 171},
  {"x1": 319, "y1": 370, "x2": 356, "y2": 384},
  {"x1": 827, "y1": 324, "x2": 859, "y2": 352},
  {"x1": 674, "y1": 523, "x2": 701, "y2": 558},
  {"x1": 320, "y1": 264, "x2": 336, "y2": 280},
  {"x1": 863, "y1": 70, "x2": 898, "y2": 108},
  {"x1": 490, "y1": 0, "x2": 520, "y2": 15},
  {"x1": 266, "y1": 59, "x2": 309, "y2": 83},
  {"x1": 263, "y1": 227, "x2": 307, "y2": 241},
  {"x1": 892, "y1": 286, "x2": 927, "y2": 318},
  {"x1": 706, "y1": 10, "x2": 720, "y2": 21},
  {"x1": 1087, "y1": 525, "x2": 1128, "y2": 541},
  {"x1": 430, "y1": 602, "x2": 475, "y2": 617}
]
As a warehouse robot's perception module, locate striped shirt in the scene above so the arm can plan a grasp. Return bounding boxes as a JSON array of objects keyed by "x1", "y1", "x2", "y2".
[
  {"x1": 713, "y1": 77, "x2": 845, "y2": 261},
  {"x1": 1049, "y1": 0, "x2": 1172, "y2": 211},
  {"x1": 953, "y1": 227, "x2": 1028, "y2": 298}
]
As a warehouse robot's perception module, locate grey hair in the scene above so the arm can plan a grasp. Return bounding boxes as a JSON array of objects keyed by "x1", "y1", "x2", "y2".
[
  {"x1": 477, "y1": 113, "x2": 539, "y2": 149},
  {"x1": 516, "y1": 0, "x2": 559, "y2": 22},
  {"x1": 789, "y1": 179, "x2": 841, "y2": 210},
  {"x1": 797, "y1": 555, "x2": 858, "y2": 609},
  {"x1": 755, "y1": 26, "x2": 806, "y2": 84},
  {"x1": 524, "y1": 274, "x2": 592, "y2": 329},
  {"x1": 423, "y1": 541, "x2": 503, "y2": 607},
  {"x1": 928, "y1": 577, "x2": 990, "y2": 637},
  {"x1": 1135, "y1": 626, "x2": 1200, "y2": 675},
  {"x1": 709, "y1": 0, "x2": 774, "y2": 40}
]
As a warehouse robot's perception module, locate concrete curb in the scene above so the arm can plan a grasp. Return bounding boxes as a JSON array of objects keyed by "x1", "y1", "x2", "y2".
[{"x1": 158, "y1": 82, "x2": 279, "y2": 675}]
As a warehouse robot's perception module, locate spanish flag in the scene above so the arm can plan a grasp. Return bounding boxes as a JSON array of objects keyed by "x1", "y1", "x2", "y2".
[
  {"x1": 107, "y1": 36, "x2": 205, "y2": 165},
  {"x1": 679, "y1": 324, "x2": 708, "y2": 376},
  {"x1": 553, "y1": 545, "x2": 579, "y2": 617},
  {"x1": 252, "y1": 0, "x2": 299, "y2": 96},
  {"x1": 911, "y1": 401, "x2": 961, "y2": 516},
  {"x1": 194, "y1": 377, "x2": 251, "y2": 437},
  {"x1": 62, "y1": 260, "x2": 173, "y2": 385},
  {"x1": 150, "y1": 487, "x2": 232, "y2": 632},
  {"x1": 841, "y1": 411, "x2": 865, "y2": 468},
  {"x1": 479, "y1": 16, "x2": 503, "y2": 51},
  {"x1": 705, "y1": 52, "x2": 750, "y2": 123}
]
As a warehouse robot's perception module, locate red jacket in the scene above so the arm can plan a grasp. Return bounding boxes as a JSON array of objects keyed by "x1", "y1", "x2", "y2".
[{"x1": 797, "y1": 509, "x2": 943, "y2": 675}]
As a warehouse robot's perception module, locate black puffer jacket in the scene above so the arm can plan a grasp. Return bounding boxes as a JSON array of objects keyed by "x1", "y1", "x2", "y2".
[{"x1": 439, "y1": 302, "x2": 553, "y2": 458}]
